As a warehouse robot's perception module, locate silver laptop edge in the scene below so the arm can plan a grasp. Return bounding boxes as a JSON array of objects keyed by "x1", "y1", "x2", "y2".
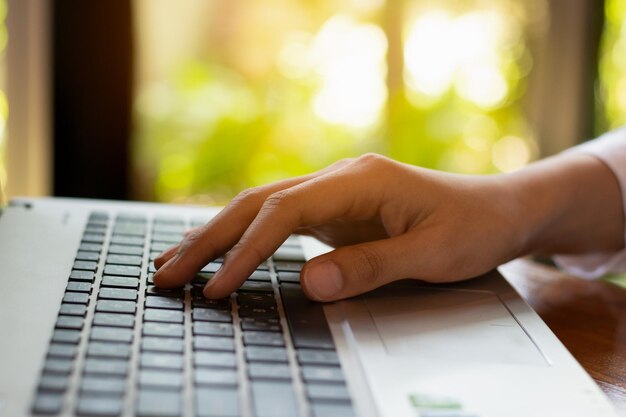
[{"x1": 0, "y1": 197, "x2": 617, "y2": 417}]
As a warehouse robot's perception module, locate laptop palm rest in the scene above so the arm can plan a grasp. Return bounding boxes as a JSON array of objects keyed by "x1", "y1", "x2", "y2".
[{"x1": 343, "y1": 286, "x2": 546, "y2": 366}]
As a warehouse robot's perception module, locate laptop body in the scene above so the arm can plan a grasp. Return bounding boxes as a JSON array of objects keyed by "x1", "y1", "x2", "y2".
[{"x1": 0, "y1": 196, "x2": 617, "y2": 417}]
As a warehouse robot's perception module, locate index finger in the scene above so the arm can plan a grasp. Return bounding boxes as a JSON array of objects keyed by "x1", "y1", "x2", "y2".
[{"x1": 153, "y1": 159, "x2": 355, "y2": 289}]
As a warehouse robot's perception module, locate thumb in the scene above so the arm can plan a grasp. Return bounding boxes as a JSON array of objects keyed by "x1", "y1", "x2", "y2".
[{"x1": 300, "y1": 235, "x2": 420, "y2": 301}]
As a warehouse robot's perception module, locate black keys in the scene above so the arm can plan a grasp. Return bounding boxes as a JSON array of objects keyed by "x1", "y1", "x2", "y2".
[
  {"x1": 103, "y1": 265, "x2": 141, "y2": 277},
  {"x1": 145, "y1": 295, "x2": 183, "y2": 310},
  {"x1": 87, "y1": 342, "x2": 131, "y2": 359},
  {"x1": 90, "y1": 327, "x2": 134, "y2": 344},
  {"x1": 101, "y1": 275, "x2": 139, "y2": 289},
  {"x1": 59, "y1": 303, "x2": 87, "y2": 316},
  {"x1": 99, "y1": 287, "x2": 138, "y2": 301},
  {"x1": 31, "y1": 392, "x2": 63, "y2": 414},
  {"x1": 240, "y1": 317, "x2": 281, "y2": 332},
  {"x1": 143, "y1": 322, "x2": 184, "y2": 338},
  {"x1": 237, "y1": 293, "x2": 275, "y2": 306},
  {"x1": 144, "y1": 308, "x2": 184, "y2": 324},
  {"x1": 142, "y1": 337, "x2": 184, "y2": 354},
  {"x1": 76, "y1": 395, "x2": 124, "y2": 416},
  {"x1": 251, "y1": 381, "x2": 300, "y2": 417},
  {"x1": 238, "y1": 281, "x2": 273, "y2": 293},
  {"x1": 238, "y1": 305, "x2": 278, "y2": 318},
  {"x1": 136, "y1": 390, "x2": 181, "y2": 417},
  {"x1": 146, "y1": 285, "x2": 184, "y2": 298},
  {"x1": 280, "y1": 283, "x2": 335, "y2": 349},
  {"x1": 55, "y1": 315, "x2": 84, "y2": 330},
  {"x1": 195, "y1": 387, "x2": 240, "y2": 417},
  {"x1": 62, "y1": 292, "x2": 90, "y2": 305},
  {"x1": 96, "y1": 299, "x2": 136, "y2": 314},
  {"x1": 69, "y1": 270, "x2": 96, "y2": 283},
  {"x1": 192, "y1": 308, "x2": 232, "y2": 323},
  {"x1": 93, "y1": 313, "x2": 135, "y2": 328}
]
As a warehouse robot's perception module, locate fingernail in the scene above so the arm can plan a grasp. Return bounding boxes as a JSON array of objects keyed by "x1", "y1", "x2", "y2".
[{"x1": 304, "y1": 261, "x2": 343, "y2": 300}]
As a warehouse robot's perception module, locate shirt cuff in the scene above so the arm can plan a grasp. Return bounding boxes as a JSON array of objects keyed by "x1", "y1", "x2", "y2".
[{"x1": 552, "y1": 126, "x2": 626, "y2": 279}]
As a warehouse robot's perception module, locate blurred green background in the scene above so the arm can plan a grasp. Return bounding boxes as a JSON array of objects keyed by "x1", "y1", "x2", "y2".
[{"x1": 129, "y1": 0, "x2": 626, "y2": 205}]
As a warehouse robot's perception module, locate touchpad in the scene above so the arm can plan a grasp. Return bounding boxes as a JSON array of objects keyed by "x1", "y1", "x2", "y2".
[{"x1": 361, "y1": 288, "x2": 547, "y2": 366}]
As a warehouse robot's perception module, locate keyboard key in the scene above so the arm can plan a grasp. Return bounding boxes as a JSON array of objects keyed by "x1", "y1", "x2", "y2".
[
  {"x1": 193, "y1": 336, "x2": 235, "y2": 352},
  {"x1": 238, "y1": 281, "x2": 273, "y2": 293},
  {"x1": 194, "y1": 369, "x2": 238, "y2": 387},
  {"x1": 80, "y1": 243, "x2": 103, "y2": 252},
  {"x1": 80, "y1": 376, "x2": 126, "y2": 395},
  {"x1": 93, "y1": 313, "x2": 135, "y2": 328},
  {"x1": 145, "y1": 296, "x2": 183, "y2": 310},
  {"x1": 48, "y1": 343, "x2": 77, "y2": 359},
  {"x1": 193, "y1": 322, "x2": 234, "y2": 337},
  {"x1": 108, "y1": 244, "x2": 143, "y2": 255},
  {"x1": 195, "y1": 387, "x2": 239, "y2": 417},
  {"x1": 52, "y1": 329, "x2": 81, "y2": 344},
  {"x1": 43, "y1": 359, "x2": 73, "y2": 374},
  {"x1": 144, "y1": 308, "x2": 184, "y2": 324},
  {"x1": 138, "y1": 370, "x2": 183, "y2": 390},
  {"x1": 248, "y1": 363, "x2": 292, "y2": 380},
  {"x1": 301, "y1": 366, "x2": 345, "y2": 383},
  {"x1": 145, "y1": 285, "x2": 184, "y2": 298},
  {"x1": 106, "y1": 254, "x2": 142, "y2": 266},
  {"x1": 83, "y1": 359, "x2": 128, "y2": 376},
  {"x1": 110, "y1": 235, "x2": 144, "y2": 246},
  {"x1": 297, "y1": 349, "x2": 340, "y2": 365},
  {"x1": 63, "y1": 292, "x2": 90, "y2": 305},
  {"x1": 151, "y1": 241, "x2": 175, "y2": 252},
  {"x1": 82, "y1": 233, "x2": 105, "y2": 244},
  {"x1": 191, "y1": 297, "x2": 231, "y2": 310},
  {"x1": 136, "y1": 390, "x2": 181, "y2": 417},
  {"x1": 201, "y1": 262, "x2": 222, "y2": 273},
  {"x1": 245, "y1": 346, "x2": 288, "y2": 363},
  {"x1": 141, "y1": 353, "x2": 183, "y2": 370},
  {"x1": 76, "y1": 251, "x2": 100, "y2": 262},
  {"x1": 273, "y1": 261, "x2": 304, "y2": 272},
  {"x1": 281, "y1": 283, "x2": 335, "y2": 349},
  {"x1": 243, "y1": 331, "x2": 285, "y2": 347},
  {"x1": 247, "y1": 270, "x2": 272, "y2": 282},
  {"x1": 310, "y1": 403, "x2": 355, "y2": 417},
  {"x1": 251, "y1": 381, "x2": 299, "y2": 417},
  {"x1": 277, "y1": 271, "x2": 301, "y2": 283},
  {"x1": 96, "y1": 299, "x2": 136, "y2": 314},
  {"x1": 69, "y1": 270, "x2": 96, "y2": 283},
  {"x1": 55, "y1": 315, "x2": 84, "y2": 330},
  {"x1": 143, "y1": 322, "x2": 184, "y2": 338},
  {"x1": 237, "y1": 293, "x2": 275, "y2": 306},
  {"x1": 113, "y1": 223, "x2": 146, "y2": 236},
  {"x1": 151, "y1": 233, "x2": 183, "y2": 244},
  {"x1": 59, "y1": 303, "x2": 87, "y2": 317},
  {"x1": 87, "y1": 342, "x2": 131, "y2": 359},
  {"x1": 240, "y1": 317, "x2": 281, "y2": 332},
  {"x1": 142, "y1": 337, "x2": 184, "y2": 353},
  {"x1": 238, "y1": 305, "x2": 278, "y2": 318},
  {"x1": 76, "y1": 395, "x2": 123, "y2": 416},
  {"x1": 194, "y1": 351, "x2": 237, "y2": 368},
  {"x1": 31, "y1": 392, "x2": 63, "y2": 414},
  {"x1": 101, "y1": 275, "x2": 140, "y2": 289},
  {"x1": 99, "y1": 287, "x2": 138, "y2": 301},
  {"x1": 38, "y1": 374, "x2": 69, "y2": 392},
  {"x1": 306, "y1": 383, "x2": 351, "y2": 402},
  {"x1": 90, "y1": 327, "x2": 134, "y2": 343},
  {"x1": 73, "y1": 260, "x2": 98, "y2": 271},
  {"x1": 192, "y1": 308, "x2": 232, "y2": 323},
  {"x1": 66, "y1": 282, "x2": 92, "y2": 293},
  {"x1": 104, "y1": 265, "x2": 141, "y2": 277}
]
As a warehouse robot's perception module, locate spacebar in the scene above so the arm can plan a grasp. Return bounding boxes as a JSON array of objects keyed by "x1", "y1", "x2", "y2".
[{"x1": 280, "y1": 283, "x2": 335, "y2": 349}]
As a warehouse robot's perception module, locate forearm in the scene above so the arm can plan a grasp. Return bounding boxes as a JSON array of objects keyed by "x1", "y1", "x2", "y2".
[{"x1": 508, "y1": 154, "x2": 625, "y2": 257}]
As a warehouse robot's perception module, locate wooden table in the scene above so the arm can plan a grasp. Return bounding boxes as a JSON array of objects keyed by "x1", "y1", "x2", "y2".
[{"x1": 500, "y1": 259, "x2": 626, "y2": 416}]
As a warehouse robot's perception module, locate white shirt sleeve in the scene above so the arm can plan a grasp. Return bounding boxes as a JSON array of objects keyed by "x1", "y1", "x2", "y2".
[{"x1": 552, "y1": 126, "x2": 626, "y2": 279}]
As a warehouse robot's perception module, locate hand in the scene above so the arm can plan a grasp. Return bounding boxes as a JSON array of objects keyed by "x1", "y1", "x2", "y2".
[{"x1": 153, "y1": 153, "x2": 527, "y2": 301}]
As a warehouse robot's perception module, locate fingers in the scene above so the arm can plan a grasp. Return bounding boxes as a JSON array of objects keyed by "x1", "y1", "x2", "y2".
[
  {"x1": 300, "y1": 233, "x2": 428, "y2": 301},
  {"x1": 202, "y1": 164, "x2": 386, "y2": 299},
  {"x1": 153, "y1": 158, "x2": 356, "y2": 289}
]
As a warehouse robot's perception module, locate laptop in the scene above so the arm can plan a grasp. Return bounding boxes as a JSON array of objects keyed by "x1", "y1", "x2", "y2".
[{"x1": 0, "y1": 196, "x2": 618, "y2": 417}]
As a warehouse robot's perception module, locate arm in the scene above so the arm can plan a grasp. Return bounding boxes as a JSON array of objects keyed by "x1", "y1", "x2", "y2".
[{"x1": 153, "y1": 140, "x2": 625, "y2": 302}]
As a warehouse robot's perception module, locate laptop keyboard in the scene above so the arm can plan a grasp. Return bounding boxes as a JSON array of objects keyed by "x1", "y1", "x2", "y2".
[{"x1": 31, "y1": 212, "x2": 355, "y2": 417}]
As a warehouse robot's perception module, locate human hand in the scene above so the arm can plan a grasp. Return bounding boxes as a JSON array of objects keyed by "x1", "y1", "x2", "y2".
[{"x1": 153, "y1": 154, "x2": 526, "y2": 301}]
